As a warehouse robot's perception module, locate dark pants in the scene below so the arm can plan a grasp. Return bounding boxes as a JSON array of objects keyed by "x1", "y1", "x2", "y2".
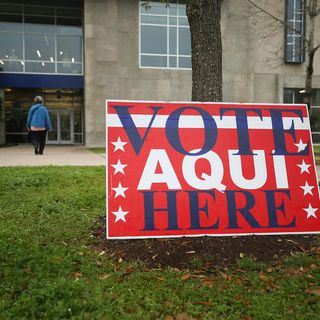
[{"x1": 30, "y1": 130, "x2": 47, "y2": 154}]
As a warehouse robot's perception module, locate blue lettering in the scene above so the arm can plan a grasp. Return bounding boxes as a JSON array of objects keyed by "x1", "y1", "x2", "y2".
[
  {"x1": 263, "y1": 190, "x2": 295, "y2": 228},
  {"x1": 268, "y1": 109, "x2": 309, "y2": 156},
  {"x1": 166, "y1": 107, "x2": 218, "y2": 155},
  {"x1": 187, "y1": 191, "x2": 219, "y2": 230},
  {"x1": 226, "y1": 190, "x2": 262, "y2": 229},
  {"x1": 141, "y1": 191, "x2": 181, "y2": 231},
  {"x1": 220, "y1": 108, "x2": 262, "y2": 155},
  {"x1": 113, "y1": 106, "x2": 162, "y2": 155}
]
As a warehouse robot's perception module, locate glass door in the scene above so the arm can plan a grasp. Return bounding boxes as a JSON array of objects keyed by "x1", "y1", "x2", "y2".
[
  {"x1": 60, "y1": 111, "x2": 72, "y2": 144},
  {"x1": 47, "y1": 110, "x2": 73, "y2": 144},
  {"x1": 47, "y1": 111, "x2": 59, "y2": 143}
]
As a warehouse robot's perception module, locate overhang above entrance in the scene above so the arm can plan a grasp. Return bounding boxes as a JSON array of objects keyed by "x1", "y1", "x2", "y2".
[{"x1": 0, "y1": 74, "x2": 83, "y2": 89}]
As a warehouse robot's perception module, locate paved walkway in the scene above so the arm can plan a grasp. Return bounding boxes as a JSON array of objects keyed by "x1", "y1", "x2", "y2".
[
  {"x1": 0, "y1": 145, "x2": 105, "y2": 166},
  {"x1": 0, "y1": 145, "x2": 320, "y2": 179}
]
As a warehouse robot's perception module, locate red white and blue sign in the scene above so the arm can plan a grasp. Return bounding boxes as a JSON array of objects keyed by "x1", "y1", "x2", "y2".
[{"x1": 106, "y1": 100, "x2": 320, "y2": 239}]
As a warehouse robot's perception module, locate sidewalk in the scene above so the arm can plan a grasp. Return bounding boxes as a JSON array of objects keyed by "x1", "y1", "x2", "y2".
[
  {"x1": 0, "y1": 145, "x2": 320, "y2": 178},
  {"x1": 0, "y1": 145, "x2": 105, "y2": 166}
]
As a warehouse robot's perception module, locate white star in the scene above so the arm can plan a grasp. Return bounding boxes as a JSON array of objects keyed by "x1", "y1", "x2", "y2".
[
  {"x1": 303, "y1": 204, "x2": 318, "y2": 219},
  {"x1": 111, "y1": 159, "x2": 127, "y2": 175},
  {"x1": 111, "y1": 137, "x2": 127, "y2": 152},
  {"x1": 112, "y1": 206, "x2": 129, "y2": 223},
  {"x1": 300, "y1": 181, "x2": 315, "y2": 196},
  {"x1": 297, "y1": 160, "x2": 311, "y2": 174},
  {"x1": 294, "y1": 139, "x2": 308, "y2": 152},
  {"x1": 112, "y1": 182, "x2": 128, "y2": 198}
]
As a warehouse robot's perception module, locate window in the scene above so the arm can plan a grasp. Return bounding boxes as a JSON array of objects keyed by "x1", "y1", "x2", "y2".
[
  {"x1": 140, "y1": 0, "x2": 191, "y2": 69},
  {"x1": 284, "y1": 88, "x2": 320, "y2": 143},
  {"x1": 283, "y1": 88, "x2": 320, "y2": 106},
  {"x1": 0, "y1": 3, "x2": 83, "y2": 75},
  {"x1": 283, "y1": 88, "x2": 305, "y2": 104},
  {"x1": 285, "y1": 0, "x2": 305, "y2": 63}
]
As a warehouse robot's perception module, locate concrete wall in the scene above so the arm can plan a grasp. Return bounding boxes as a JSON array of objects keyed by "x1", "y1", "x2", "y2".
[
  {"x1": 84, "y1": 0, "x2": 192, "y2": 146},
  {"x1": 84, "y1": 0, "x2": 320, "y2": 147}
]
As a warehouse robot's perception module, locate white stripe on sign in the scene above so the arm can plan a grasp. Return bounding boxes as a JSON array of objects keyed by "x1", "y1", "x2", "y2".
[{"x1": 106, "y1": 114, "x2": 310, "y2": 130}]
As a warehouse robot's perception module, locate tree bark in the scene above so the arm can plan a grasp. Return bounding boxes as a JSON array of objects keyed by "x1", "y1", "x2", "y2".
[
  {"x1": 186, "y1": 0, "x2": 223, "y2": 102},
  {"x1": 304, "y1": 49, "x2": 315, "y2": 110},
  {"x1": 304, "y1": 0, "x2": 319, "y2": 110}
]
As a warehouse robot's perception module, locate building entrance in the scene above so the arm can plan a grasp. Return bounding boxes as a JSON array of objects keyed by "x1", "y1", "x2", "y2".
[
  {"x1": 4, "y1": 88, "x2": 83, "y2": 145},
  {"x1": 47, "y1": 110, "x2": 82, "y2": 144}
]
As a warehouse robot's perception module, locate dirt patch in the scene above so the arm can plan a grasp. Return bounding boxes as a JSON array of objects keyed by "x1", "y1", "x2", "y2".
[{"x1": 93, "y1": 217, "x2": 318, "y2": 269}]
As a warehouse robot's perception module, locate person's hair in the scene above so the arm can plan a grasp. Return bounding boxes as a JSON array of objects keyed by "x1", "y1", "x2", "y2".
[{"x1": 34, "y1": 96, "x2": 43, "y2": 104}]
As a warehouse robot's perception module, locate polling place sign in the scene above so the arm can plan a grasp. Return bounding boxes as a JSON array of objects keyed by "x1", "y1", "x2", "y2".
[{"x1": 106, "y1": 101, "x2": 320, "y2": 239}]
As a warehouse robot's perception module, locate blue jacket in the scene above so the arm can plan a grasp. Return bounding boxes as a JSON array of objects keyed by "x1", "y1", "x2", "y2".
[{"x1": 26, "y1": 103, "x2": 52, "y2": 130}]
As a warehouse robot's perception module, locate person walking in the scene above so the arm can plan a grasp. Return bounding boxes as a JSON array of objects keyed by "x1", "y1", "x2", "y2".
[{"x1": 26, "y1": 96, "x2": 52, "y2": 155}]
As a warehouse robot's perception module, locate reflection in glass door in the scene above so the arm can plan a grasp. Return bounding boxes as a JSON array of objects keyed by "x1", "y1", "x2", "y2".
[
  {"x1": 60, "y1": 112, "x2": 71, "y2": 143},
  {"x1": 47, "y1": 110, "x2": 81, "y2": 144},
  {"x1": 48, "y1": 111, "x2": 58, "y2": 142}
]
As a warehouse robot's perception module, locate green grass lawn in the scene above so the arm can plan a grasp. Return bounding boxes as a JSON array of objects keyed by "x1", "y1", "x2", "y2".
[{"x1": 0, "y1": 167, "x2": 319, "y2": 319}]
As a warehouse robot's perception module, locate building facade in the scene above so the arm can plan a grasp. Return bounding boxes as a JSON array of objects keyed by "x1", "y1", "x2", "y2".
[{"x1": 1, "y1": 0, "x2": 320, "y2": 146}]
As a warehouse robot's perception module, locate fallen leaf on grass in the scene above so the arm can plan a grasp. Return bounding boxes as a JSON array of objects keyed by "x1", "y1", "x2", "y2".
[
  {"x1": 155, "y1": 276, "x2": 165, "y2": 282},
  {"x1": 220, "y1": 272, "x2": 232, "y2": 282},
  {"x1": 304, "y1": 298, "x2": 318, "y2": 305},
  {"x1": 235, "y1": 294, "x2": 242, "y2": 301},
  {"x1": 73, "y1": 272, "x2": 82, "y2": 280},
  {"x1": 186, "y1": 251, "x2": 195, "y2": 254},
  {"x1": 96, "y1": 261, "x2": 102, "y2": 267},
  {"x1": 196, "y1": 301, "x2": 212, "y2": 307},
  {"x1": 305, "y1": 288, "x2": 320, "y2": 296},
  {"x1": 285, "y1": 239, "x2": 301, "y2": 245},
  {"x1": 152, "y1": 254, "x2": 159, "y2": 261},
  {"x1": 242, "y1": 299, "x2": 252, "y2": 306},
  {"x1": 181, "y1": 273, "x2": 191, "y2": 280},
  {"x1": 259, "y1": 272, "x2": 279, "y2": 290},
  {"x1": 124, "y1": 267, "x2": 134, "y2": 275},
  {"x1": 98, "y1": 250, "x2": 105, "y2": 256},
  {"x1": 22, "y1": 268, "x2": 33, "y2": 274},
  {"x1": 78, "y1": 251, "x2": 84, "y2": 256},
  {"x1": 99, "y1": 274, "x2": 110, "y2": 280},
  {"x1": 236, "y1": 269, "x2": 246, "y2": 273},
  {"x1": 191, "y1": 274, "x2": 206, "y2": 279},
  {"x1": 181, "y1": 273, "x2": 206, "y2": 281},
  {"x1": 175, "y1": 313, "x2": 197, "y2": 320},
  {"x1": 201, "y1": 278, "x2": 214, "y2": 288},
  {"x1": 259, "y1": 273, "x2": 269, "y2": 283}
]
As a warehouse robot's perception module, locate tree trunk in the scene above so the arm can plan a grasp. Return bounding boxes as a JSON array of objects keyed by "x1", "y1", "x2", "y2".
[
  {"x1": 186, "y1": 0, "x2": 223, "y2": 102},
  {"x1": 304, "y1": 0, "x2": 315, "y2": 110},
  {"x1": 304, "y1": 49, "x2": 315, "y2": 111}
]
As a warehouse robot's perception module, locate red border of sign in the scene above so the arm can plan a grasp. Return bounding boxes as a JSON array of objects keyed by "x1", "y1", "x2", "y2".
[{"x1": 106, "y1": 100, "x2": 320, "y2": 239}]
